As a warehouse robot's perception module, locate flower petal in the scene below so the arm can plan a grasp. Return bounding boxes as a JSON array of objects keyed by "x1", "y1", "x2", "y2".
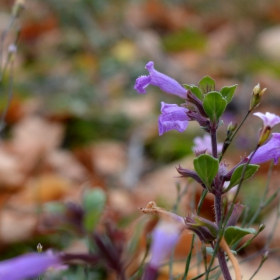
[
  {"x1": 158, "y1": 102, "x2": 189, "y2": 135},
  {"x1": 250, "y1": 133, "x2": 280, "y2": 164},
  {"x1": 0, "y1": 253, "x2": 61, "y2": 280},
  {"x1": 134, "y1": 61, "x2": 187, "y2": 99},
  {"x1": 254, "y1": 112, "x2": 280, "y2": 128},
  {"x1": 149, "y1": 221, "x2": 181, "y2": 269}
]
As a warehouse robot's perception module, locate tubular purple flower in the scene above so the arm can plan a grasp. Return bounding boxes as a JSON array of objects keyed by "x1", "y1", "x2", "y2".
[
  {"x1": 158, "y1": 102, "x2": 189, "y2": 135},
  {"x1": 149, "y1": 221, "x2": 181, "y2": 269},
  {"x1": 0, "y1": 252, "x2": 62, "y2": 280},
  {"x1": 134, "y1": 61, "x2": 187, "y2": 99},
  {"x1": 250, "y1": 133, "x2": 280, "y2": 164},
  {"x1": 254, "y1": 112, "x2": 280, "y2": 128}
]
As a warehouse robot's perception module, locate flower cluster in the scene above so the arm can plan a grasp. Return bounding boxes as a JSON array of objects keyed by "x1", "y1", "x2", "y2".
[
  {"x1": 135, "y1": 61, "x2": 280, "y2": 280},
  {"x1": 135, "y1": 61, "x2": 191, "y2": 135},
  {"x1": 135, "y1": 61, "x2": 280, "y2": 165}
]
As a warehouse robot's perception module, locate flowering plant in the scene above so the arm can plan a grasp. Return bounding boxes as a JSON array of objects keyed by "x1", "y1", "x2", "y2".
[
  {"x1": 135, "y1": 61, "x2": 280, "y2": 280},
  {"x1": 0, "y1": 3, "x2": 279, "y2": 276}
]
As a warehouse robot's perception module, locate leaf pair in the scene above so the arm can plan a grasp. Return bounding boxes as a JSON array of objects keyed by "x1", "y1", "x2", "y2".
[
  {"x1": 185, "y1": 76, "x2": 237, "y2": 123},
  {"x1": 194, "y1": 155, "x2": 259, "y2": 193}
]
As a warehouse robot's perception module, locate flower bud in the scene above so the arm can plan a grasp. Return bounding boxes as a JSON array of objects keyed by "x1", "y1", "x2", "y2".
[
  {"x1": 226, "y1": 122, "x2": 237, "y2": 137},
  {"x1": 37, "y1": 243, "x2": 43, "y2": 253},
  {"x1": 176, "y1": 166, "x2": 206, "y2": 189},
  {"x1": 12, "y1": 0, "x2": 25, "y2": 18},
  {"x1": 185, "y1": 214, "x2": 218, "y2": 243},
  {"x1": 249, "y1": 84, "x2": 266, "y2": 112}
]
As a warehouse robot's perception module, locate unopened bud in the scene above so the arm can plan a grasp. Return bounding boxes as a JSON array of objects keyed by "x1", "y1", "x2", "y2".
[
  {"x1": 221, "y1": 122, "x2": 238, "y2": 155},
  {"x1": 249, "y1": 84, "x2": 266, "y2": 112},
  {"x1": 185, "y1": 214, "x2": 218, "y2": 243},
  {"x1": 253, "y1": 83, "x2": 260, "y2": 95},
  {"x1": 226, "y1": 122, "x2": 237, "y2": 137},
  {"x1": 12, "y1": 0, "x2": 25, "y2": 18},
  {"x1": 37, "y1": 243, "x2": 43, "y2": 253},
  {"x1": 258, "y1": 224, "x2": 265, "y2": 232}
]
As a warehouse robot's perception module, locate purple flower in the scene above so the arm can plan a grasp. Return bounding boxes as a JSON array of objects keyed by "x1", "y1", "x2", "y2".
[
  {"x1": 254, "y1": 112, "x2": 280, "y2": 145},
  {"x1": 192, "y1": 135, "x2": 223, "y2": 155},
  {"x1": 0, "y1": 252, "x2": 62, "y2": 280},
  {"x1": 158, "y1": 102, "x2": 189, "y2": 135},
  {"x1": 149, "y1": 221, "x2": 181, "y2": 269},
  {"x1": 250, "y1": 133, "x2": 280, "y2": 164},
  {"x1": 134, "y1": 61, "x2": 187, "y2": 99},
  {"x1": 254, "y1": 112, "x2": 280, "y2": 128}
]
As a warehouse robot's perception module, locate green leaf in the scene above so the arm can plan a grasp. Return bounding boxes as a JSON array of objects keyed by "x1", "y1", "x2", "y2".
[
  {"x1": 82, "y1": 188, "x2": 106, "y2": 231},
  {"x1": 199, "y1": 76, "x2": 215, "y2": 94},
  {"x1": 225, "y1": 164, "x2": 259, "y2": 191},
  {"x1": 236, "y1": 224, "x2": 265, "y2": 252},
  {"x1": 225, "y1": 226, "x2": 256, "y2": 246},
  {"x1": 220, "y1": 85, "x2": 238, "y2": 104},
  {"x1": 193, "y1": 154, "x2": 219, "y2": 190},
  {"x1": 183, "y1": 84, "x2": 204, "y2": 100},
  {"x1": 203, "y1": 91, "x2": 227, "y2": 122}
]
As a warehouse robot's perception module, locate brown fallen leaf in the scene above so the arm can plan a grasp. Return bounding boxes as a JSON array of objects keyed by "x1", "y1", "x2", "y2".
[
  {"x1": 46, "y1": 149, "x2": 89, "y2": 183},
  {"x1": 0, "y1": 209, "x2": 37, "y2": 245},
  {"x1": 19, "y1": 173, "x2": 71, "y2": 204},
  {"x1": 11, "y1": 116, "x2": 64, "y2": 173}
]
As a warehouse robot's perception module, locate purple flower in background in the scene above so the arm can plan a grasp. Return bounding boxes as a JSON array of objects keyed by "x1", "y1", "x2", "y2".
[
  {"x1": 134, "y1": 61, "x2": 187, "y2": 99},
  {"x1": 149, "y1": 221, "x2": 181, "y2": 269},
  {"x1": 0, "y1": 252, "x2": 62, "y2": 280},
  {"x1": 250, "y1": 133, "x2": 280, "y2": 164},
  {"x1": 158, "y1": 102, "x2": 189, "y2": 135},
  {"x1": 192, "y1": 135, "x2": 223, "y2": 155},
  {"x1": 254, "y1": 112, "x2": 280, "y2": 128},
  {"x1": 142, "y1": 219, "x2": 182, "y2": 280}
]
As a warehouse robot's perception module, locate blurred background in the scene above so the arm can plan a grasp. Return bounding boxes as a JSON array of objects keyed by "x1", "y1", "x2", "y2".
[{"x1": 0, "y1": 0, "x2": 280, "y2": 279}]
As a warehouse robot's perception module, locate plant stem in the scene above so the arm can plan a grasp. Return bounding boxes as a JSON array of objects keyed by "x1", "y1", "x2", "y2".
[
  {"x1": 210, "y1": 127, "x2": 218, "y2": 159},
  {"x1": 213, "y1": 192, "x2": 232, "y2": 280},
  {"x1": 182, "y1": 189, "x2": 208, "y2": 280},
  {"x1": 216, "y1": 250, "x2": 232, "y2": 280},
  {"x1": 210, "y1": 126, "x2": 232, "y2": 280},
  {"x1": 214, "y1": 191, "x2": 222, "y2": 225},
  {"x1": 207, "y1": 145, "x2": 259, "y2": 279}
]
